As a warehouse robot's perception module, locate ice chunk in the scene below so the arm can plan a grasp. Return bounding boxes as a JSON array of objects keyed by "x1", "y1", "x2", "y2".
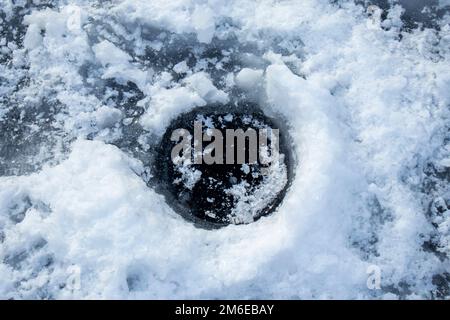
[
  {"x1": 93, "y1": 40, "x2": 132, "y2": 67},
  {"x1": 23, "y1": 24, "x2": 42, "y2": 50},
  {"x1": 192, "y1": 5, "x2": 215, "y2": 44},
  {"x1": 183, "y1": 72, "x2": 228, "y2": 104},
  {"x1": 173, "y1": 60, "x2": 189, "y2": 74},
  {"x1": 94, "y1": 106, "x2": 123, "y2": 129},
  {"x1": 235, "y1": 68, "x2": 264, "y2": 90}
]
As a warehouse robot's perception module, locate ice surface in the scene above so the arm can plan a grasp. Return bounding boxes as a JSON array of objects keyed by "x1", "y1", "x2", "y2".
[{"x1": 0, "y1": 0, "x2": 450, "y2": 299}]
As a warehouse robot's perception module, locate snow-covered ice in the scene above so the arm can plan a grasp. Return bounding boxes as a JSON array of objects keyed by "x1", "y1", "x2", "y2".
[{"x1": 0, "y1": 0, "x2": 450, "y2": 299}]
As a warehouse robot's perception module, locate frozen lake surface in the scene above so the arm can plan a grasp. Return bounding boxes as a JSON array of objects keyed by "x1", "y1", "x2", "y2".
[{"x1": 0, "y1": 0, "x2": 450, "y2": 299}]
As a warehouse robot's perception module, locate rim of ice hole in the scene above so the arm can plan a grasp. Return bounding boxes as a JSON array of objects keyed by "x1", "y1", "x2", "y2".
[{"x1": 152, "y1": 101, "x2": 295, "y2": 229}]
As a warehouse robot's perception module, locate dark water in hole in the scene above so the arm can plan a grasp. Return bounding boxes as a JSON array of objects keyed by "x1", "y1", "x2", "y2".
[{"x1": 153, "y1": 103, "x2": 294, "y2": 229}]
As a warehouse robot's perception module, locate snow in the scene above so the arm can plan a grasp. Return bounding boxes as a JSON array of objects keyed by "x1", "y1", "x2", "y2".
[
  {"x1": 140, "y1": 86, "x2": 206, "y2": 135},
  {"x1": 183, "y1": 72, "x2": 229, "y2": 104},
  {"x1": 93, "y1": 40, "x2": 133, "y2": 67},
  {"x1": 23, "y1": 23, "x2": 42, "y2": 50},
  {"x1": 93, "y1": 40, "x2": 150, "y2": 91},
  {"x1": 0, "y1": 0, "x2": 450, "y2": 299},
  {"x1": 173, "y1": 60, "x2": 189, "y2": 74},
  {"x1": 94, "y1": 106, "x2": 123, "y2": 129},
  {"x1": 235, "y1": 68, "x2": 264, "y2": 91},
  {"x1": 192, "y1": 4, "x2": 216, "y2": 44}
]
